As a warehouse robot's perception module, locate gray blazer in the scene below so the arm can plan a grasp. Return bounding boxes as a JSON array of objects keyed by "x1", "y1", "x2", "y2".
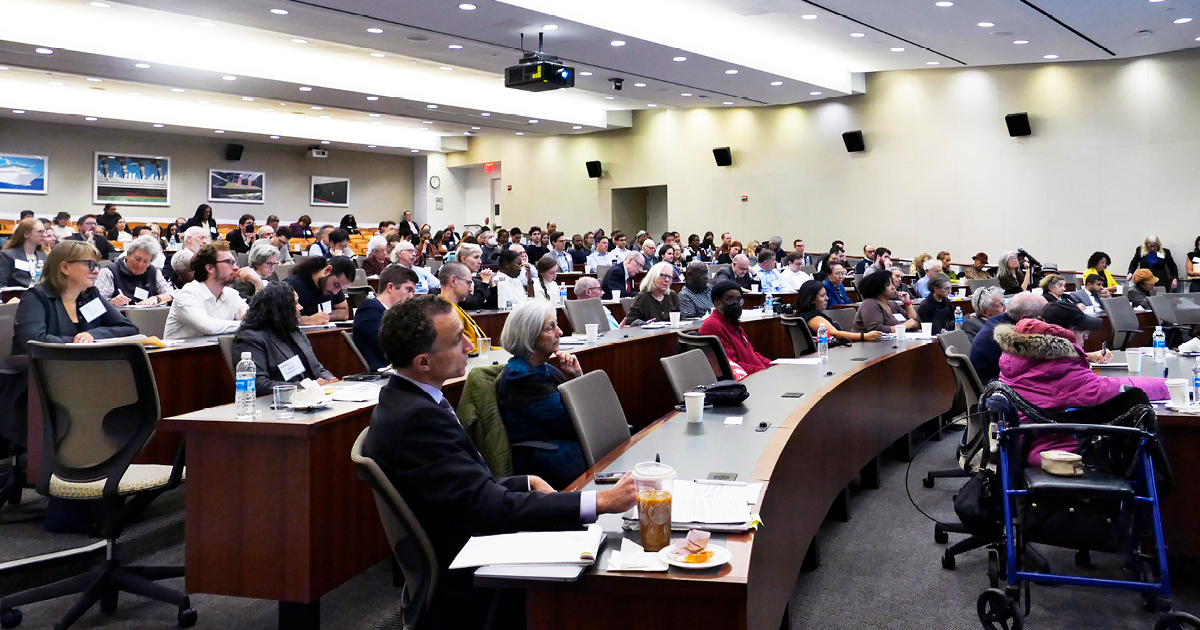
[
  {"x1": 1069, "y1": 288, "x2": 1100, "y2": 309},
  {"x1": 0, "y1": 248, "x2": 47, "y2": 288},
  {"x1": 231, "y1": 327, "x2": 334, "y2": 396}
]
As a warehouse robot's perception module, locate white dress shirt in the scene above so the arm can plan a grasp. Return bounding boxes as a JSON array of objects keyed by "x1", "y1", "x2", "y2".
[
  {"x1": 496, "y1": 274, "x2": 527, "y2": 308},
  {"x1": 780, "y1": 267, "x2": 814, "y2": 292},
  {"x1": 554, "y1": 249, "x2": 573, "y2": 273},
  {"x1": 164, "y1": 280, "x2": 248, "y2": 340},
  {"x1": 532, "y1": 278, "x2": 563, "y2": 304},
  {"x1": 401, "y1": 264, "x2": 441, "y2": 293},
  {"x1": 52, "y1": 225, "x2": 77, "y2": 240},
  {"x1": 586, "y1": 250, "x2": 618, "y2": 273}
]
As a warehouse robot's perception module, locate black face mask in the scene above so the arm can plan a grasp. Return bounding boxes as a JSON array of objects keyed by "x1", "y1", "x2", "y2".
[{"x1": 722, "y1": 304, "x2": 742, "y2": 322}]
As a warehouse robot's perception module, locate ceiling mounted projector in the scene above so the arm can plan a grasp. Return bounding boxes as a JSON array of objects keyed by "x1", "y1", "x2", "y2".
[{"x1": 506, "y1": 33, "x2": 574, "y2": 92}]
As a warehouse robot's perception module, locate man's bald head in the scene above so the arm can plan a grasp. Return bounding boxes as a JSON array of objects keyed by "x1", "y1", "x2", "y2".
[{"x1": 1007, "y1": 292, "x2": 1047, "y2": 321}]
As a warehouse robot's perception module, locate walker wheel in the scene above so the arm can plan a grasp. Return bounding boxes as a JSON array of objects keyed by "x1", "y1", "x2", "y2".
[
  {"x1": 978, "y1": 588, "x2": 1023, "y2": 630},
  {"x1": 1155, "y1": 611, "x2": 1200, "y2": 630},
  {"x1": 942, "y1": 551, "x2": 956, "y2": 570},
  {"x1": 1075, "y1": 549, "x2": 1091, "y2": 568},
  {"x1": 935, "y1": 525, "x2": 949, "y2": 544},
  {"x1": 988, "y1": 550, "x2": 1000, "y2": 589}
]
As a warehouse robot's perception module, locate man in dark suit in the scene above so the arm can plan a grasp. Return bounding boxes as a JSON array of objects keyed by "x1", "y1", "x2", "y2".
[
  {"x1": 363, "y1": 296, "x2": 636, "y2": 628},
  {"x1": 715, "y1": 253, "x2": 754, "y2": 290},
  {"x1": 352, "y1": 264, "x2": 418, "y2": 371},
  {"x1": 601, "y1": 252, "x2": 644, "y2": 298},
  {"x1": 397, "y1": 211, "x2": 420, "y2": 240},
  {"x1": 66, "y1": 214, "x2": 116, "y2": 260}
]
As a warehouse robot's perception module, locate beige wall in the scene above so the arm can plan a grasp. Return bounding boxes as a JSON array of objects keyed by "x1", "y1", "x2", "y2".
[
  {"x1": 0, "y1": 119, "x2": 414, "y2": 227},
  {"x1": 451, "y1": 48, "x2": 1200, "y2": 271}
]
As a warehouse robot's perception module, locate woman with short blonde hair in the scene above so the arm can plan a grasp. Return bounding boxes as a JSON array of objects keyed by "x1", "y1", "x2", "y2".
[{"x1": 626, "y1": 262, "x2": 680, "y2": 326}]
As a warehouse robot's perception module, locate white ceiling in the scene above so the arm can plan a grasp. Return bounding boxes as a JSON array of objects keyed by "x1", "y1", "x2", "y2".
[{"x1": 1, "y1": 0, "x2": 1198, "y2": 151}]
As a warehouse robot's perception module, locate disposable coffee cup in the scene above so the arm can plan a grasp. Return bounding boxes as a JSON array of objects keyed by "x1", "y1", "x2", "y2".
[
  {"x1": 750, "y1": 284, "x2": 759, "y2": 293},
  {"x1": 921, "y1": 322, "x2": 933, "y2": 337},
  {"x1": 895, "y1": 325, "x2": 906, "y2": 342},
  {"x1": 1167, "y1": 379, "x2": 1189, "y2": 406},
  {"x1": 585, "y1": 323, "x2": 599, "y2": 343},
  {"x1": 958, "y1": 288, "x2": 967, "y2": 298},
  {"x1": 1126, "y1": 349, "x2": 1143, "y2": 373},
  {"x1": 683, "y1": 391, "x2": 705, "y2": 423},
  {"x1": 670, "y1": 312, "x2": 681, "y2": 327},
  {"x1": 611, "y1": 290, "x2": 621, "y2": 301}
]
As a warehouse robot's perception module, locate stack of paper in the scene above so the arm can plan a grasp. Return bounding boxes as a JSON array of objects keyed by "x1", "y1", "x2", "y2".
[
  {"x1": 331, "y1": 383, "x2": 382, "y2": 402},
  {"x1": 622, "y1": 480, "x2": 761, "y2": 532},
  {"x1": 771, "y1": 358, "x2": 823, "y2": 365},
  {"x1": 449, "y1": 524, "x2": 605, "y2": 570}
]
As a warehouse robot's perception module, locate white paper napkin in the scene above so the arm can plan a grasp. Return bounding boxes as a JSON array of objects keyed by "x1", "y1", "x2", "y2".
[{"x1": 606, "y1": 538, "x2": 668, "y2": 572}]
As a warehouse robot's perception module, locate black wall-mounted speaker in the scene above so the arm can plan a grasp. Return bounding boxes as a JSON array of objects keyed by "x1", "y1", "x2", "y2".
[
  {"x1": 225, "y1": 143, "x2": 245, "y2": 161},
  {"x1": 842, "y1": 130, "x2": 866, "y2": 153},
  {"x1": 713, "y1": 147, "x2": 732, "y2": 167},
  {"x1": 585, "y1": 160, "x2": 602, "y2": 178},
  {"x1": 1005, "y1": 113, "x2": 1031, "y2": 137}
]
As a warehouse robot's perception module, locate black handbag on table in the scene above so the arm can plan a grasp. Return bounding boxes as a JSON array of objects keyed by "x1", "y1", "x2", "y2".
[{"x1": 687, "y1": 380, "x2": 749, "y2": 406}]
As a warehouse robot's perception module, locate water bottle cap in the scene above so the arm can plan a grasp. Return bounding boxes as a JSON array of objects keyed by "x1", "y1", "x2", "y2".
[{"x1": 241, "y1": 352, "x2": 251, "y2": 359}]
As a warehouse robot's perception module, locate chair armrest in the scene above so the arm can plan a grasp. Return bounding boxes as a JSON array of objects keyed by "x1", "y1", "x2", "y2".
[
  {"x1": 511, "y1": 441, "x2": 560, "y2": 453},
  {"x1": 1002, "y1": 423, "x2": 1150, "y2": 439},
  {"x1": 166, "y1": 441, "x2": 186, "y2": 490}
]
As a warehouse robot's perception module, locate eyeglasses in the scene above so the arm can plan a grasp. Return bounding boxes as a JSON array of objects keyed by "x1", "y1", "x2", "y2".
[
  {"x1": 215, "y1": 258, "x2": 238, "y2": 266},
  {"x1": 67, "y1": 259, "x2": 99, "y2": 271},
  {"x1": 721, "y1": 296, "x2": 745, "y2": 306}
]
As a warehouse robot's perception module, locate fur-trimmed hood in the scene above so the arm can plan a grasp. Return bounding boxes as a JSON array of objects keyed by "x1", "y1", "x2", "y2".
[{"x1": 993, "y1": 324, "x2": 1078, "y2": 360}]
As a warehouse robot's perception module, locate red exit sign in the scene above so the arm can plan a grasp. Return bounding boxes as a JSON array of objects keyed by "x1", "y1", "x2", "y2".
[{"x1": 484, "y1": 162, "x2": 495, "y2": 173}]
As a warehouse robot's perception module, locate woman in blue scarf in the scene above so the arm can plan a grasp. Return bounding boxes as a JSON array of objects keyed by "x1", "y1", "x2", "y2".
[{"x1": 1127, "y1": 235, "x2": 1178, "y2": 291}]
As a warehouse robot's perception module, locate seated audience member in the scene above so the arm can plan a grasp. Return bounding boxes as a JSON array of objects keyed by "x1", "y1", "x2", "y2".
[
  {"x1": 569, "y1": 234, "x2": 590, "y2": 267},
  {"x1": 970, "y1": 292, "x2": 1047, "y2": 383},
  {"x1": 232, "y1": 283, "x2": 337, "y2": 395},
  {"x1": 95, "y1": 235, "x2": 174, "y2": 306},
  {"x1": 909, "y1": 253, "x2": 931, "y2": 277},
  {"x1": 913, "y1": 257, "x2": 943, "y2": 298},
  {"x1": 363, "y1": 239, "x2": 389, "y2": 277},
  {"x1": 532, "y1": 256, "x2": 563, "y2": 303},
  {"x1": 65, "y1": 214, "x2": 116, "y2": 261},
  {"x1": 625, "y1": 262, "x2": 680, "y2": 326},
  {"x1": 851, "y1": 269, "x2": 920, "y2": 334},
  {"x1": 638, "y1": 239, "x2": 658, "y2": 270},
  {"x1": 51, "y1": 212, "x2": 76, "y2": 240},
  {"x1": 443, "y1": 223, "x2": 460, "y2": 250},
  {"x1": 1127, "y1": 269, "x2": 1157, "y2": 309},
  {"x1": 456, "y1": 244, "x2": 496, "y2": 310},
  {"x1": 657, "y1": 245, "x2": 683, "y2": 281},
  {"x1": 480, "y1": 231, "x2": 501, "y2": 266},
  {"x1": 717, "y1": 241, "x2": 743, "y2": 265},
  {"x1": 916, "y1": 273, "x2": 955, "y2": 333},
  {"x1": 225, "y1": 214, "x2": 257, "y2": 254},
  {"x1": 168, "y1": 249, "x2": 195, "y2": 290},
  {"x1": 937, "y1": 251, "x2": 958, "y2": 281},
  {"x1": 963, "y1": 286, "x2": 1005, "y2": 342},
  {"x1": 1039, "y1": 273, "x2": 1071, "y2": 303},
  {"x1": 678, "y1": 261, "x2": 715, "y2": 319},
  {"x1": 362, "y1": 296, "x2": 636, "y2": 628},
  {"x1": 997, "y1": 250, "x2": 1033, "y2": 295},
  {"x1": 700, "y1": 280, "x2": 772, "y2": 376},
  {"x1": 0, "y1": 219, "x2": 47, "y2": 288},
  {"x1": 234, "y1": 240, "x2": 280, "y2": 301},
  {"x1": 117, "y1": 228, "x2": 166, "y2": 269},
  {"x1": 601, "y1": 252, "x2": 645, "y2": 298},
  {"x1": 40, "y1": 224, "x2": 57, "y2": 255},
  {"x1": 682, "y1": 234, "x2": 706, "y2": 263},
  {"x1": 1127, "y1": 234, "x2": 1178, "y2": 291},
  {"x1": 354, "y1": 264, "x2": 418, "y2": 371},
  {"x1": 1085, "y1": 251, "x2": 1118, "y2": 291},
  {"x1": 572, "y1": 277, "x2": 624, "y2": 329},
  {"x1": 715, "y1": 253, "x2": 754, "y2": 291},
  {"x1": 176, "y1": 226, "x2": 210, "y2": 254},
  {"x1": 795, "y1": 280, "x2": 882, "y2": 343},
  {"x1": 165, "y1": 242, "x2": 248, "y2": 340},
  {"x1": 438, "y1": 262, "x2": 488, "y2": 350},
  {"x1": 260, "y1": 225, "x2": 293, "y2": 264},
  {"x1": 308, "y1": 226, "x2": 334, "y2": 258},
  {"x1": 495, "y1": 249, "x2": 529, "y2": 308},
  {"x1": 339, "y1": 213, "x2": 360, "y2": 235},
  {"x1": 1071, "y1": 273, "x2": 1111, "y2": 309},
  {"x1": 779, "y1": 251, "x2": 814, "y2": 291},
  {"x1": 392, "y1": 241, "x2": 441, "y2": 293},
  {"x1": 791, "y1": 239, "x2": 811, "y2": 266},
  {"x1": 548, "y1": 231, "x2": 572, "y2": 273},
  {"x1": 890, "y1": 266, "x2": 913, "y2": 297},
  {"x1": 366, "y1": 221, "x2": 391, "y2": 257},
  {"x1": 327, "y1": 229, "x2": 354, "y2": 258},
  {"x1": 822, "y1": 261, "x2": 852, "y2": 305},
  {"x1": 289, "y1": 215, "x2": 315, "y2": 239},
  {"x1": 853, "y1": 244, "x2": 876, "y2": 274},
  {"x1": 997, "y1": 301, "x2": 1166, "y2": 467},
  {"x1": 106, "y1": 217, "x2": 133, "y2": 244},
  {"x1": 586, "y1": 236, "x2": 618, "y2": 273},
  {"x1": 525, "y1": 226, "x2": 548, "y2": 262},
  {"x1": 283, "y1": 255, "x2": 354, "y2": 324},
  {"x1": 754, "y1": 251, "x2": 783, "y2": 293},
  {"x1": 497, "y1": 300, "x2": 588, "y2": 489},
  {"x1": 963, "y1": 252, "x2": 992, "y2": 280}
]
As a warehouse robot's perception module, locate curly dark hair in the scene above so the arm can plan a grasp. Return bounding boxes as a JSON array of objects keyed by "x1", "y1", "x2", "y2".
[
  {"x1": 239, "y1": 282, "x2": 300, "y2": 337},
  {"x1": 1086, "y1": 251, "x2": 1110, "y2": 269},
  {"x1": 381, "y1": 295, "x2": 454, "y2": 368},
  {"x1": 857, "y1": 267, "x2": 892, "y2": 300}
]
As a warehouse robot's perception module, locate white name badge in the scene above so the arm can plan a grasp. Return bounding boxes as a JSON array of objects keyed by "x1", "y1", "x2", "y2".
[
  {"x1": 13, "y1": 259, "x2": 31, "y2": 273},
  {"x1": 1193, "y1": 257, "x2": 1200, "y2": 265},
  {"x1": 278, "y1": 354, "x2": 305, "y2": 381},
  {"x1": 79, "y1": 298, "x2": 106, "y2": 323},
  {"x1": 319, "y1": 301, "x2": 333, "y2": 314},
  {"x1": 133, "y1": 287, "x2": 149, "y2": 301},
  {"x1": 892, "y1": 313, "x2": 906, "y2": 322}
]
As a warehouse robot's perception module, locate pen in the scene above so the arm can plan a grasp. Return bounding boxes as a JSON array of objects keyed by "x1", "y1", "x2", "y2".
[
  {"x1": 655, "y1": 453, "x2": 660, "y2": 463},
  {"x1": 695, "y1": 479, "x2": 747, "y2": 486}
]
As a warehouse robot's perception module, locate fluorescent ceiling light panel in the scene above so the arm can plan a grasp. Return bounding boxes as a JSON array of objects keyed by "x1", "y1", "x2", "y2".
[
  {"x1": 2, "y1": 0, "x2": 615, "y2": 128},
  {"x1": 497, "y1": 0, "x2": 857, "y2": 92}
]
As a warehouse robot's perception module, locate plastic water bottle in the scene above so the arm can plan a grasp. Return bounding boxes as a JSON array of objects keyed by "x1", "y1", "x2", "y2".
[
  {"x1": 1192, "y1": 357, "x2": 1200, "y2": 404},
  {"x1": 954, "y1": 306, "x2": 964, "y2": 331},
  {"x1": 235, "y1": 352, "x2": 256, "y2": 419},
  {"x1": 30, "y1": 260, "x2": 41, "y2": 287},
  {"x1": 817, "y1": 323, "x2": 829, "y2": 361},
  {"x1": 559, "y1": 285, "x2": 567, "y2": 306},
  {"x1": 764, "y1": 292, "x2": 774, "y2": 313},
  {"x1": 1153, "y1": 326, "x2": 1167, "y2": 364},
  {"x1": 169, "y1": 235, "x2": 177, "y2": 247}
]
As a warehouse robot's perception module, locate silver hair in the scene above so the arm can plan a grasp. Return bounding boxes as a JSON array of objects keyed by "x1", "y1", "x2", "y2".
[
  {"x1": 639, "y1": 261, "x2": 673, "y2": 293},
  {"x1": 996, "y1": 250, "x2": 1020, "y2": 282},
  {"x1": 573, "y1": 276, "x2": 600, "y2": 296},
  {"x1": 183, "y1": 226, "x2": 207, "y2": 241},
  {"x1": 248, "y1": 239, "x2": 280, "y2": 269},
  {"x1": 770, "y1": 236, "x2": 782, "y2": 247},
  {"x1": 125, "y1": 234, "x2": 161, "y2": 258},
  {"x1": 171, "y1": 248, "x2": 194, "y2": 272},
  {"x1": 257, "y1": 225, "x2": 275, "y2": 237},
  {"x1": 971, "y1": 285, "x2": 1005, "y2": 314},
  {"x1": 501, "y1": 299, "x2": 556, "y2": 358},
  {"x1": 923, "y1": 258, "x2": 942, "y2": 273},
  {"x1": 889, "y1": 266, "x2": 906, "y2": 275},
  {"x1": 1007, "y1": 292, "x2": 1047, "y2": 321}
]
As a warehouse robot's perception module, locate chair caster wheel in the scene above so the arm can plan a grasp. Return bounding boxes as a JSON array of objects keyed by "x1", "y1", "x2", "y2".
[
  {"x1": 923, "y1": 476, "x2": 935, "y2": 489},
  {"x1": 178, "y1": 608, "x2": 197, "y2": 628},
  {"x1": 1075, "y1": 550, "x2": 1091, "y2": 568},
  {"x1": 1155, "y1": 611, "x2": 1200, "y2": 630},
  {"x1": 1, "y1": 608, "x2": 21, "y2": 629},
  {"x1": 978, "y1": 588, "x2": 1023, "y2": 630},
  {"x1": 935, "y1": 526, "x2": 949, "y2": 544},
  {"x1": 100, "y1": 590, "x2": 118, "y2": 614},
  {"x1": 942, "y1": 552, "x2": 955, "y2": 570}
]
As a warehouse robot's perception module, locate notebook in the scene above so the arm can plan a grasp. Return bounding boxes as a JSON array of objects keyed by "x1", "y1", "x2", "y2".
[{"x1": 449, "y1": 524, "x2": 605, "y2": 570}]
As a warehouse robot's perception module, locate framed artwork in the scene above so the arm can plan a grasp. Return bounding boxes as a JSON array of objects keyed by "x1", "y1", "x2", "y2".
[
  {"x1": 94, "y1": 152, "x2": 170, "y2": 206},
  {"x1": 0, "y1": 154, "x2": 48, "y2": 195},
  {"x1": 310, "y1": 176, "x2": 349, "y2": 207},
  {"x1": 209, "y1": 169, "x2": 265, "y2": 204}
]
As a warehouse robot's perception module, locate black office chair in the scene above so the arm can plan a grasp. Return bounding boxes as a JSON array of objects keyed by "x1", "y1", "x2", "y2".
[
  {"x1": 0, "y1": 341, "x2": 194, "y2": 630},
  {"x1": 1101, "y1": 297, "x2": 1145, "y2": 350},
  {"x1": 780, "y1": 316, "x2": 816, "y2": 356},
  {"x1": 340, "y1": 330, "x2": 371, "y2": 373},
  {"x1": 0, "y1": 303, "x2": 24, "y2": 509},
  {"x1": 674, "y1": 331, "x2": 734, "y2": 382}
]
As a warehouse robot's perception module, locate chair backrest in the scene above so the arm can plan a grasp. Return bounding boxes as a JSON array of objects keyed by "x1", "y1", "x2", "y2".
[
  {"x1": 350, "y1": 428, "x2": 438, "y2": 629},
  {"x1": 26, "y1": 341, "x2": 160, "y2": 495},
  {"x1": 217, "y1": 334, "x2": 236, "y2": 379},
  {"x1": 340, "y1": 330, "x2": 370, "y2": 373},
  {"x1": 823, "y1": 307, "x2": 858, "y2": 332},
  {"x1": 708, "y1": 264, "x2": 730, "y2": 279},
  {"x1": 659, "y1": 349, "x2": 718, "y2": 404},
  {"x1": 1101, "y1": 296, "x2": 1141, "y2": 349},
  {"x1": 275, "y1": 262, "x2": 294, "y2": 279},
  {"x1": 236, "y1": 252, "x2": 249, "y2": 267},
  {"x1": 619, "y1": 297, "x2": 635, "y2": 315},
  {"x1": 1147, "y1": 293, "x2": 1178, "y2": 325},
  {"x1": 563, "y1": 297, "x2": 612, "y2": 333},
  {"x1": 0, "y1": 302, "x2": 18, "y2": 364},
  {"x1": 1161, "y1": 292, "x2": 1200, "y2": 325},
  {"x1": 346, "y1": 287, "x2": 372, "y2": 310},
  {"x1": 967, "y1": 278, "x2": 1000, "y2": 292},
  {"x1": 674, "y1": 331, "x2": 735, "y2": 382},
  {"x1": 123, "y1": 306, "x2": 171, "y2": 340},
  {"x1": 596, "y1": 265, "x2": 612, "y2": 284},
  {"x1": 352, "y1": 268, "x2": 368, "y2": 288},
  {"x1": 799, "y1": 264, "x2": 817, "y2": 275},
  {"x1": 558, "y1": 370, "x2": 632, "y2": 468},
  {"x1": 943, "y1": 347, "x2": 984, "y2": 403},
  {"x1": 937, "y1": 329, "x2": 970, "y2": 359},
  {"x1": 780, "y1": 316, "x2": 816, "y2": 357}
]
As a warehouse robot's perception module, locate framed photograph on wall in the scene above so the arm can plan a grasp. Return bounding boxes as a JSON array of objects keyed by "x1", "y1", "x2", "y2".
[
  {"x1": 310, "y1": 176, "x2": 349, "y2": 207},
  {"x1": 209, "y1": 169, "x2": 265, "y2": 204},
  {"x1": 0, "y1": 154, "x2": 48, "y2": 195},
  {"x1": 94, "y1": 152, "x2": 170, "y2": 206}
]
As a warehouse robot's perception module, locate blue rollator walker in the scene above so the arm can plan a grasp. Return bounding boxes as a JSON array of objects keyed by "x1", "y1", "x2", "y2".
[{"x1": 975, "y1": 383, "x2": 1199, "y2": 630}]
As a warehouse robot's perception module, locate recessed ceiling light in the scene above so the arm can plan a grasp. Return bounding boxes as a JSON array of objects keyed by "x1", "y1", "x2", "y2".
[
  {"x1": 90, "y1": 2, "x2": 110, "y2": 7},
  {"x1": 470, "y1": 126, "x2": 481, "y2": 130},
  {"x1": 367, "y1": 28, "x2": 384, "y2": 34},
  {"x1": 135, "y1": 63, "x2": 151, "y2": 68},
  {"x1": 459, "y1": 3, "x2": 476, "y2": 9},
  {"x1": 604, "y1": 96, "x2": 614, "y2": 99},
  {"x1": 35, "y1": 47, "x2": 53, "y2": 54},
  {"x1": 426, "y1": 104, "x2": 438, "y2": 108},
  {"x1": 170, "y1": 88, "x2": 184, "y2": 92},
  {"x1": 725, "y1": 69, "x2": 738, "y2": 74},
  {"x1": 85, "y1": 117, "x2": 97, "y2": 121},
  {"x1": 647, "y1": 103, "x2": 657, "y2": 107},
  {"x1": 48, "y1": 81, "x2": 63, "y2": 86},
  {"x1": 633, "y1": 82, "x2": 646, "y2": 87},
  {"x1": 299, "y1": 86, "x2": 312, "y2": 91},
  {"x1": 12, "y1": 110, "x2": 25, "y2": 114},
  {"x1": 1044, "y1": 54, "x2": 1059, "y2": 59},
  {"x1": 542, "y1": 24, "x2": 558, "y2": 30},
  {"x1": 371, "y1": 52, "x2": 385, "y2": 58},
  {"x1": 579, "y1": 71, "x2": 592, "y2": 76},
  {"x1": 515, "y1": 132, "x2": 524, "y2": 135},
  {"x1": 1196, "y1": 36, "x2": 1200, "y2": 41},
  {"x1": 262, "y1": 108, "x2": 273, "y2": 111},
  {"x1": 153, "y1": 123, "x2": 164, "y2": 128},
  {"x1": 448, "y1": 44, "x2": 463, "y2": 49},
  {"x1": 673, "y1": 56, "x2": 687, "y2": 62},
  {"x1": 368, "y1": 145, "x2": 377, "y2": 148},
  {"x1": 927, "y1": 61, "x2": 940, "y2": 65},
  {"x1": 528, "y1": 119, "x2": 538, "y2": 123},
  {"x1": 978, "y1": 22, "x2": 995, "y2": 27},
  {"x1": 1150, "y1": 0, "x2": 1165, "y2": 2},
  {"x1": 127, "y1": 91, "x2": 140, "y2": 95},
  {"x1": 198, "y1": 100, "x2": 210, "y2": 104},
  {"x1": 321, "y1": 140, "x2": 331, "y2": 144},
  {"x1": 935, "y1": 1, "x2": 953, "y2": 6},
  {"x1": 770, "y1": 81, "x2": 783, "y2": 85},
  {"x1": 572, "y1": 125, "x2": 582, "y2": 130},
  {"x1": 319, "y1": 115, "x2": 330, "y2": 119},
  {"x1": 411, "y1": 149, "x2": 420, "y2": 153},
  {"x1": 222, "y1": 75, "x2": 237, "y2": 80},
  {"x1": 480, "y1": 112, "x2": 491, "y2": 116},
  {"x1": 0, "y1": 67, "x2": 8, "y2": 71},
  {"x1": 214, "y1": 129, "x2": 225, "y2": 133},
  {"x1": 291, "y1": 38, "x2": 307, "y2": 44},
  {"x1": 311, "y1": 106, "x2": 322, "y2": 110},
  {"x1": 610, "y1": 40, "x2": 626, "y2": 46},
  {"x1": 367, "y1": 96, "x2": 379, "y2": 101},
  {"x1": 440, "y1": 66, "x2": 453, "y2": 71},
  {"x1": 198, "y1": 22, "x2": 215, "y2": 27},
  {"x1": 270, "y1": 9, "x2": 288, "y2": 15},
  {"x1": 810, "y1": 91, "x2": 822, "y2": 95},
  {"x1": 1174, "y1": 17, "x2": 1193, "y2": 24},
  {"x1": 422, "y1": 121, "x2": 433, "y2": 124},
  {"x1": 369, "y1": 113, "x2": 381, "y2": 117},
  {"x1": 680, "y1": 92, "x2": 692, "y2": 96},
  {"x1": 723, "y1": 101, "x2": 733, "y2": 105},
  {"x1": 890, "y1": 47, "x2": 905, "y2": 52},
  {"x1": 1013, "y1": 40, "x2": 1028, "y2": 45},
  {"x1": 801, "y1": 14, "x2": 817, "y2": 19},
  {"x1": 270, "y1": 135, "x2": 280, "y2": 139},
  {"x1": 850, "y1": 32, "x2": 865, "y2": 38}
]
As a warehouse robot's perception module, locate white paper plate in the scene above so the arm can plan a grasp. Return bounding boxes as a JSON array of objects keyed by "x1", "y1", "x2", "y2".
[
  {"x1": 657, "y1": 544, "x2": 731, "y2": 570},
  {"x1": 1164, "y1": 404, "x2": 1200, "y2": 414}
]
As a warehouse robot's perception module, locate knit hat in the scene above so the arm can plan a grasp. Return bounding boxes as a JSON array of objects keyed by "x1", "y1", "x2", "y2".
[
  {"x1": 1015, "y1": 317, "x2": 1077, "y2": 344},
  {"x1": 1131, "y1": 268, "x2": 1158, "y2": 285},
  {"x1": 710, "y1": 279, "x2": 742, "y2": 302}
]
